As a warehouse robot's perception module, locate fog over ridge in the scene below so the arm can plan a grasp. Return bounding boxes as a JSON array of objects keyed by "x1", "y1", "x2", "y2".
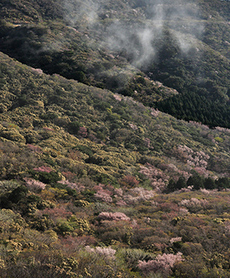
[{"x1": 62, "y1": 0, "x2": 204, "y2": 68}]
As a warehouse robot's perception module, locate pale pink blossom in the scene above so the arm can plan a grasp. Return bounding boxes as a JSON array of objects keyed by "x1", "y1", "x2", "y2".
[
  {"x1": 31, "y1": 68, "x2": 43, "y2": 75},
  {"x1": 116, "y1": 200, "x2": 127, "y2": 206},
  {"x1": 129, "y1": 123, "x2": 138, "y2": 130},
  {"x1": 94, "y1": 184, "x2": 113, "y2": 203},
  {"x1": 177, "y1": 185, "x2": 193, "y2": 193},
  {"x1": 33, "y1": 166, "x2": 53, "y2": 173},
  {"x1": 200, "y1": 188, "x2": 210, "y2": 194},
  {"x1": 170, "y1": 237, "x2": 182, "y2": 244},
  {"x1": 114, "y1": 188, "x2": 123, "y2": 196},
  {"x1": 25, "y1": 178, "x2": 46, "y2": 191},
  {"x1": 215, "y1": 126, "x2": 230, "y2": 134},
  {"x1": 144, "y1": 138, "x2": 151, "y2": 148},
  {"x1": 180, "y1": 198, "x2": 208, "y2": 208},
  {"x1": 150, "y1": 108, "x2": 159, "y2": 117},
  {"x1": 113, "y1": 94, "x2": 122, "y2": 101},
  {"x1": 124, "y1": 187, "x2": 155, "y2": 204},
  {"x1": 85, "y1": 246, "x2": 116, "y2": 259},
  {"x1": 94, "y1": 191, "x2": 113, "y2": 203},
  {"x1": 98, "y1": 212, "x2": 130, "y2": 221},
  {"x1": 178, "y1": 208, "x2": 189, "y2": 216},
  {"x1": 189, "y1": 121, "x2": 209, "y2": 130},
  {"x1": 139, "y1": 164, "x2": 169, "y2": 192},
  {"x1": 138, "y1": 252, "x2": 183, "y2": 275},
  {"x1": 177, "y1": 145, "x2": 210, "y2": 169},
  {"x1": 58, "y1": 180, "x2": 85, "y2": 192}
]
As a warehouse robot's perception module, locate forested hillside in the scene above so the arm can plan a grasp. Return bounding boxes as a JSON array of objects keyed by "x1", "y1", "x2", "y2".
[
  {"x1": 0, "y1": 0, "x2": 230, "y2": 277},
  {"x1": 0, "y1": 0, "x2": 230, "y2": 127}
]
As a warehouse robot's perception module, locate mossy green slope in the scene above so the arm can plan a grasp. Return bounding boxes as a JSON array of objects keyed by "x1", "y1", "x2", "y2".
[{"x1": 0, "y1": 51, "x2": 229, "y2": 185}]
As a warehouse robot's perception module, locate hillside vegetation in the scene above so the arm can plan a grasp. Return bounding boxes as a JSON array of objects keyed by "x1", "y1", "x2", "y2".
[
  {"x1": 0, "y1": 48, "x2": 230, "y2": 277},
  {"x1": 0, "y1": 0, "x2": 230, "y2": 277},
  {"x1": 0, "y1": 0, "x2": 230, "y2": 127}
]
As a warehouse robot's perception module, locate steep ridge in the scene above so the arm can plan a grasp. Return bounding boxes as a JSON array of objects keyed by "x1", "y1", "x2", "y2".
[
  {"x1": 0, "y1": 51, "x2": 229, "y2": 184},
  {"x1": 0, "y1": 0, "x2": 230, "y2": 127}
]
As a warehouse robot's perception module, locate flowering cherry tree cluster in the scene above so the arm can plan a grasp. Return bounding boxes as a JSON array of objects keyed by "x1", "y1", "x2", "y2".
[
  {"x1": 169, "y1": 237, "x2": 182, "y2": 245},
  {"x1": 144, "y1": 137, "x2": 152, "y2": 149},
  {"x1": 177, "y1": 145, "x2": 210, "y2": 169},
  {"x1": 59, "y1": 235, "x2": 96, "y2": 252},
  {"x1": 178, "y1": 207, "x2": 189, "y2": 216},
  {"x1": 61, "y1": 171, "x2": 77, "y2": 181},
  {"x1": 33, "y1": 166, "x2": 53, "y2": 173},
  {"x1": 139, "y1": 164, "x2": 169, "y2": 192},
  {"x1": 116, "y1": 200, "x2": 127, "y2": 206},
  {"x1": 94, "y1": 184, "x2": 113, "y2": 203},
  {"x1": 189, "y1": 120, "x2": 209, "y2": 130},
  {"x1": 24, "y1": 178, "x2": 46, "y2": 191},
  {"x1": 112, "y1": 186, "x2": 155, "y2": 205},
  {"x1": 113, "y1": 93, "x2": 122, "y2": 102},
  {"x1": 159, "y1": 163, "x2": 190, "y2": 181},
  {"x1": 215, "y1": 126, "x2": 230, "y2": 134},
  {"x1": 193, "y1": 166, "x2": 210, "y2": 178},
  {"x1": 31, "y1": 68, "x2": 43, "y2": 75},
  {"x1": 98, "y1": 212, "x2": 130, "y2": 221},
  {"x1": 176, "y1": 185, "x2": 193, "y2": 193},
  {"x1": 85, "y1": 246, "x2": 116, "y2": 260},
  {"x1": 85, "y1": 183, "x2": 156, "y2": 205},
  {"x1": 129, "y1": 123, "x2": 138, "y2": 130},
  {"x1": 124, "y1": 187, "x2": 155, "y2": 204},
  {"x1": 180, "y1": 198, "x2": 208, "y2": 209},
  {"x1": 150, "y1": 108, "x2": 159, "y2": 117},
  {"x1": 138, "y1": 252, "x2": 183, "y2": 276},
  {"x1": 114, "y1": 188, "x2": 123, "y2": 197},
  {"x1": 58, "y1": 180, "x2": 85, "y2": 192},
  {"x1": 200, "y1": 188, "x2": 211, "y2": 194}
]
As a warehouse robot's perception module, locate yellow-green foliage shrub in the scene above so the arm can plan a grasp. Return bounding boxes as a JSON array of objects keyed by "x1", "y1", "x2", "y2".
[{"x1": 0, "y1": 128, "x2": 26, "y2": 143}]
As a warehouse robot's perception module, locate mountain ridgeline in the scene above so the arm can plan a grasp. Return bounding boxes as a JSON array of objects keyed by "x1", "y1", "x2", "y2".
[{"x1": 0, "y1": 0, "x2": 230, "y2": 127}]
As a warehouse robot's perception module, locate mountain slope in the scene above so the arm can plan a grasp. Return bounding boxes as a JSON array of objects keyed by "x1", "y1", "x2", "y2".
[
  {"x1": 0, "y1": 50, "x2": 230, "y2": 278},
  {"x1": 0, "y1": 51, "x2": 229, "y2": 183},
  {"x1": 0, "y1": 0, "x2": 230, "y2": 127},
  {"x1": 1, "y1": 1, "x2": 230, "y2": 277}
]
